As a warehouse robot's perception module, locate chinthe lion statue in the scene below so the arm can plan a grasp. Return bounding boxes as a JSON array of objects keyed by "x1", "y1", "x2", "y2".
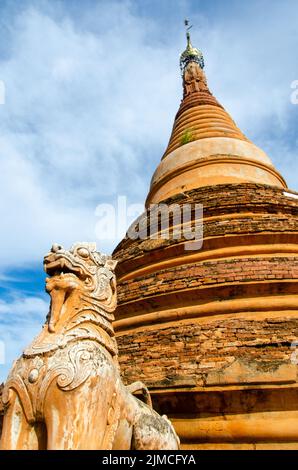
[{"x1": 0, "y1": 243, "x2": 180, "y2": 450}]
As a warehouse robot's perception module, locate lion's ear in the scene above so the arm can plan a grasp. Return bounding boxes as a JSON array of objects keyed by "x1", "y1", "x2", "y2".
[{"x1": 105, "y1": 259, "x2": 118, "y2": 272}]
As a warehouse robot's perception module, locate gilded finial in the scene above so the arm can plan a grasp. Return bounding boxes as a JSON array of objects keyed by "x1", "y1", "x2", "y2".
[
  {"x1": 184, "y1": 18, "x2": 192, "y2": 46},
  {"x1": 180, "y1": 19, "x2": 204, "y2": 74}
]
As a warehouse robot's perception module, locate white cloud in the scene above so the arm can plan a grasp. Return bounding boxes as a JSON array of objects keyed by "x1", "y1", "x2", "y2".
[{"x1": 0, "y1": 5, "x2": 180, "y2": 268}]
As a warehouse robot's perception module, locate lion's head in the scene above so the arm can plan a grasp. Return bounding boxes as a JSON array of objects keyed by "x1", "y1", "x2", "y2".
[{"x1": 44, "y1": 242, "x2": 117, "y2": 333}]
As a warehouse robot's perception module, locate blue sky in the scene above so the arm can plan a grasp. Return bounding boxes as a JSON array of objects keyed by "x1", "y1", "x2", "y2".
[{"x1": 0, "y1": 0, "x2": 297, "y2": 382}]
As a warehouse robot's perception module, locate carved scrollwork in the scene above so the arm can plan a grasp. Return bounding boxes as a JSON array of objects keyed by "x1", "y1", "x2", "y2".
[{"x1": 54, "y1": 343, "x2": 97, "y2": 391}]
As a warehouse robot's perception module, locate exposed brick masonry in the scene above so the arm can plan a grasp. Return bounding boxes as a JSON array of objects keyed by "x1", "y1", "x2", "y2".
[
  {"x1": 118, "y1": 257, "x2": 298, "y2": 304},
  {"x1": 114, "y1": 183, "x2": 298, "y2": 263},
  {"x1": 117, "y1": 317, "x2": 298, "y2": 389}
]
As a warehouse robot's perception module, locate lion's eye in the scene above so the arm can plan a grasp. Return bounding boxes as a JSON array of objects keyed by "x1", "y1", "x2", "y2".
[{"x1": 77, "y1": 247, "x2": 89, "y2": 258}]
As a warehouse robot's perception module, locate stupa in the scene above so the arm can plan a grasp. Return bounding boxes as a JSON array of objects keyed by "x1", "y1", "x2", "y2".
[{"x1": 112, "y1": 28, "x2": 298, "y2": 449}]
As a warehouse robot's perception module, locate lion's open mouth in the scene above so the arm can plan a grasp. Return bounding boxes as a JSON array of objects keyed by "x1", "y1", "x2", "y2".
[
  {"x1": 44, "y1": 256, "x2": 93, "y2": 333},
  {"x1": 44, "y1": 256, "x2": 89, "y2": 280}
]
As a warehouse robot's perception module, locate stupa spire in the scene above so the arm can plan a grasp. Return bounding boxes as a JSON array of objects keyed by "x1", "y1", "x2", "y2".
[
  {"x1": 162, "y1": 22, "x2": 248, "y2": 160},
  {"x1": 145, "y1": 24, "x2": 286, "y2": 206}
]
